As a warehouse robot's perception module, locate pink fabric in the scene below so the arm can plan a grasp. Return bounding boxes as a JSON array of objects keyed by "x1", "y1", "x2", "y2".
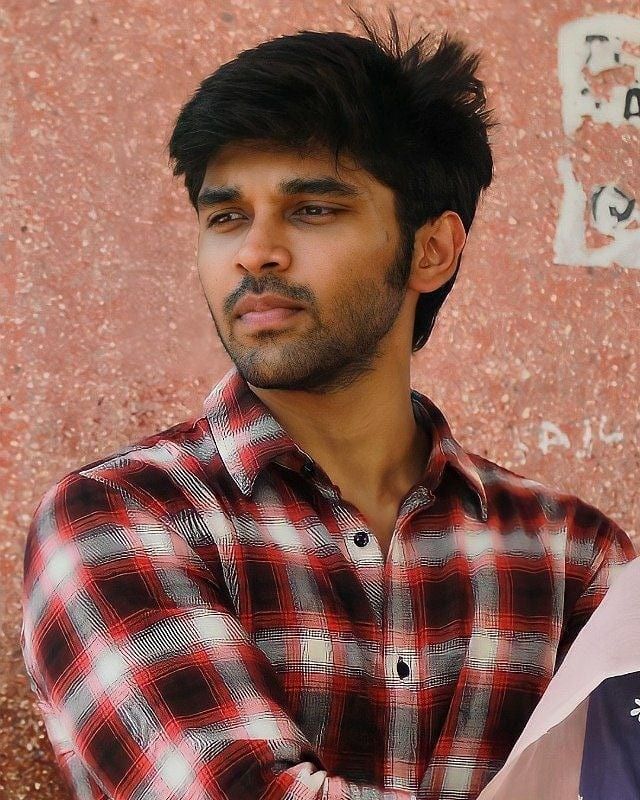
[{"x1": 477, "y1": 556, "x2": 640, "y2": 799}]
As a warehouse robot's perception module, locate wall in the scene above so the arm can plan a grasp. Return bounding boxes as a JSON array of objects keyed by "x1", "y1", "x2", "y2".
[{"x1": 1, "y1": 0, "x2": 638, "y2": 797}]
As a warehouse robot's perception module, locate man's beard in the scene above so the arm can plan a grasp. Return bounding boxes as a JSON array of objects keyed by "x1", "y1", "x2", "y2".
[{"x1": 206, "y1": 234, "x2": 413, "y2": 395}]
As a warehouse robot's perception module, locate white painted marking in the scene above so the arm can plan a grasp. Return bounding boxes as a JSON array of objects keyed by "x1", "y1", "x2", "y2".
[
  {"x1": 558, "y1": 14, "x2": 640, "y2": 136},
  {"x1": 538, "y1": 422, "x2": 571, "y2": 455},
  {"x1": 598, "y1": 415, "x2": 624, "y2": 444},
  {"x1": 554, "y1": 156, "x2": 640, "y2": 269}
]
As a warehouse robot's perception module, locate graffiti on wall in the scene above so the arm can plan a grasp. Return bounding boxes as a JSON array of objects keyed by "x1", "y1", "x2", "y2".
[{"x1": 554, "y1": 14, "x2": 640, "y2": 268}]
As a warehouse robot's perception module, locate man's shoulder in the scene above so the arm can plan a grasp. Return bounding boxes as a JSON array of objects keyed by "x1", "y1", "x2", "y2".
[
  {"x1": 462, "y1": 452, "x2": 637, "y2": 566},
  {"x1": 82, "y1": 412, "x2": 215, "y2": 468},
  {"x1": 37, "y1": 411, "x2": 227, "y2": 516},
  {"x1": 465, "y1": 450, "x2": 621, "y2": 534}
]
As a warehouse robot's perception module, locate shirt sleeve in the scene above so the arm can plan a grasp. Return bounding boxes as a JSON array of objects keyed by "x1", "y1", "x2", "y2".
[
  {"x1": 21, "y1": 472, "x2": 414, "y2": 800},
  {"x1": 555, "y1": 502, "x2": 637, "y2": 670}
]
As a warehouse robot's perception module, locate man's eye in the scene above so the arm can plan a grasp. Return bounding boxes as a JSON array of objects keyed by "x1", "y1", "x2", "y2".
[
  {"x1": 206, "y1": 206, "x2": 336, "y2": 228},
  {"x1": 207, "y1": 211, "x2": 238, "y2": 228},
  {"x1": 296, "y1": 205, "x2": 334, "y2": 218}
]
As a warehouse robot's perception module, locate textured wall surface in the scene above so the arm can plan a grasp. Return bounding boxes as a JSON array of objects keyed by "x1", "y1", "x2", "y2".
[{"x1": 2, "y1": 0, "x2": 639, "y2": 797}]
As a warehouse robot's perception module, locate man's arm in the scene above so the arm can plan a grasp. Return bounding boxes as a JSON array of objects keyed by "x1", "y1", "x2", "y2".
[
  {"x1": 21, "y1": 472, "x2": 413, "y2": 800},
  {"x1": 555, "y1": 501, "x2": 637, "y2": 670}
]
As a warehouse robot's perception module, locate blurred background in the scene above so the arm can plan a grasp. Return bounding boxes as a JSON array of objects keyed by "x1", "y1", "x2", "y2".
[{"x1": 1, "y1": 0, "x2": 639, "y2": 797}]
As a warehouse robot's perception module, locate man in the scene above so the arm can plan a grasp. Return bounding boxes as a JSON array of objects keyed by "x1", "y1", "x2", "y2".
[{"x1": 21, "y1": 11, "x2": 636, "y2": 800}]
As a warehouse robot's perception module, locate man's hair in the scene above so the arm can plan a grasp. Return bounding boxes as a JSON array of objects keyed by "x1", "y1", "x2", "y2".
[{"x1": 169, "y1": 8, "x2": 495, "y2": 351}]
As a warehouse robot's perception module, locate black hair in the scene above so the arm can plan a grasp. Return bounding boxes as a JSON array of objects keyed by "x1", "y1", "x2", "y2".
[{"x1": 169, "y1": 8, "x2": 496, "y2": 351}]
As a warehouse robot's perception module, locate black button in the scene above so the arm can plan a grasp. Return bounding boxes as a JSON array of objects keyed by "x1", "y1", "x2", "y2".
[
  {"x1": 396, "y1": 657, "x2": 410, "y2": 679},
  {"x1": 300, "y1": 460, "x2": 315, "y2": 477},
  {"x1": 353, "y1": 531, "x2": 369, "y2": 547}
]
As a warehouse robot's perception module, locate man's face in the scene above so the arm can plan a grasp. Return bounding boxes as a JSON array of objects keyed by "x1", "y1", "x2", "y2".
[{"x1": 196, "y1": 142, "x2": 414, "y2": 394}]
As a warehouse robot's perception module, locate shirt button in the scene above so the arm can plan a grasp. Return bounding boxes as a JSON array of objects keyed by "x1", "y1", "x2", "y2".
[
  {"x1": 301, "y1": 459, "x2": 315, "y2": 477},
  {"x1": 396, "y1": 657, "x2": 410, "y2": 679},
  {"x1": 353, "y1": 531, "x2": 369, "y2": 547}
]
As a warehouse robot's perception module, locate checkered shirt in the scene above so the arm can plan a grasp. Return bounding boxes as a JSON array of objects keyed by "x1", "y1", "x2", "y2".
[{"x1": 21, "y1": 366, "x2": 636, "y2": 799}]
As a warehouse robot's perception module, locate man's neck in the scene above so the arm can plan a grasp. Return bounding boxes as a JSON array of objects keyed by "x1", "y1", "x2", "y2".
[{"x1": 248, "y1": 365, "x2": 430, "y2": 506}]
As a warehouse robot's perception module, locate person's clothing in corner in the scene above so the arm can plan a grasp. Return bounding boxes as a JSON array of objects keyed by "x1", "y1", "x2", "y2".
[
  {"x1": 21, "y1": 365, "x2": 636, "y2": 800},
  {"x1": 475, "y1": 555, "x2": 640, "y2": 800},
  {"x1": 579, "y1": 671, "x2": 640, "y2": 799}
]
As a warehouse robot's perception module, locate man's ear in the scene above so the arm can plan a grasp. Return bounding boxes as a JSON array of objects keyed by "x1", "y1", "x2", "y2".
[{"x1": 408, "y1": 211, "x2": 467, "y2": 294}]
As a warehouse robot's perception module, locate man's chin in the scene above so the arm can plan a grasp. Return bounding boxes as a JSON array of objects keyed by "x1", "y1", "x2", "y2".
[
  {"x1": 223, "y1": 349, "x2": 302, "y2": 388},
  {"x1": 235, "y1": 356, "x2": 375, "y2": 396},
  {"x1": 234, "y1": 363, "x2": 316, "y2": 392}
]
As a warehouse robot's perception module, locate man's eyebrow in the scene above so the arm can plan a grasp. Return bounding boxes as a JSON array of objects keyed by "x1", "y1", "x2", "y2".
[{"x1": 197, "y1": 176, "x2": 364, "y2": 209}]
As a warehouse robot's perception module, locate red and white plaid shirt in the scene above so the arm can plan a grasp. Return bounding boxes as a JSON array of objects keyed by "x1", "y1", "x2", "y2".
[{"x1": 21, "y1": 366, "x2": 636, "y2": 800}]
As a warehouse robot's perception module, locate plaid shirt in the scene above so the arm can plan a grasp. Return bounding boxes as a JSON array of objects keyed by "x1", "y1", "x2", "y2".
[{"x1": 21, "y1": 366, "x2": 636, "y2": 800}]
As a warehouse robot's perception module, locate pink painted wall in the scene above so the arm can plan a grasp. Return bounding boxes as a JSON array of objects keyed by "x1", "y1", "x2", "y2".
[{"x1": 2, "y1": 1, "x2": 638, "y2": 797}]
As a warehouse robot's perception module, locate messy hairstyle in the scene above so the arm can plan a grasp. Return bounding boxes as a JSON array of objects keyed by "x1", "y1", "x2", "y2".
[{"x1": 169, "y1": 8, "x2": 495, "y2": 351}]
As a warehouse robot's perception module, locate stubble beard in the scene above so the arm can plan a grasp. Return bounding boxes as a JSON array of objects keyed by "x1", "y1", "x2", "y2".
[{"x1": 207, "y1": 237, "x2": 413, "y2": 395}]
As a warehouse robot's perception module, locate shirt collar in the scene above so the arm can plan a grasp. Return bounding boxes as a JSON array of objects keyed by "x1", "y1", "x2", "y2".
[
  {"x1": 203, "y1": 366, "x2": 487, "y2": 520},
  {"x1": 410, "y1": 388, "x2": 488, "y2": 521}
]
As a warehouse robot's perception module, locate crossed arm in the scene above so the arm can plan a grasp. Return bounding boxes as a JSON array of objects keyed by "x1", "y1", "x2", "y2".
[
  {"x1": 21, "y1": 470, "x2": 635, "y2": 800},
  {"x1": 21, "y1": 472, "x2": 415, "y2": 800}
]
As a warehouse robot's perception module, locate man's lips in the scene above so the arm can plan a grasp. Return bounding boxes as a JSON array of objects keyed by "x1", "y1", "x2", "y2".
[
  {"x1": 231, "y1": 293, "x2": 307, "y2": 332},
  {"x1": 238, "y1": 307, "x2": 303, "y2": 329},
  {"x1": 232, "y1": 293, "x2": 305, "y2": 318}
]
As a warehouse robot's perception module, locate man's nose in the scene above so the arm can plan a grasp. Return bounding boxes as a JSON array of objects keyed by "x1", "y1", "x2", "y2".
[{"x1": 234, "y1": 219, "x2": 291, "y2": 275}]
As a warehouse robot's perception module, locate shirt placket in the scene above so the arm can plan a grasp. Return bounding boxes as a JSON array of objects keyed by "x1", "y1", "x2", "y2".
[
  {"x1": 378, "y1": 486, "x2": 435, "y2": 794},
  {"x1": 318, "y1": 474, "x2": 435, "y2": 795},
  {"x1": 287, "y1": 454, "x2": 435, "y2": 793}
]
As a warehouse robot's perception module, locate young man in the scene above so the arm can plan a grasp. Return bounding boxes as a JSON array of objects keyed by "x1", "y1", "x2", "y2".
[{"x1": 21, "y1": 12, "x2": 636, "y2": 800}]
